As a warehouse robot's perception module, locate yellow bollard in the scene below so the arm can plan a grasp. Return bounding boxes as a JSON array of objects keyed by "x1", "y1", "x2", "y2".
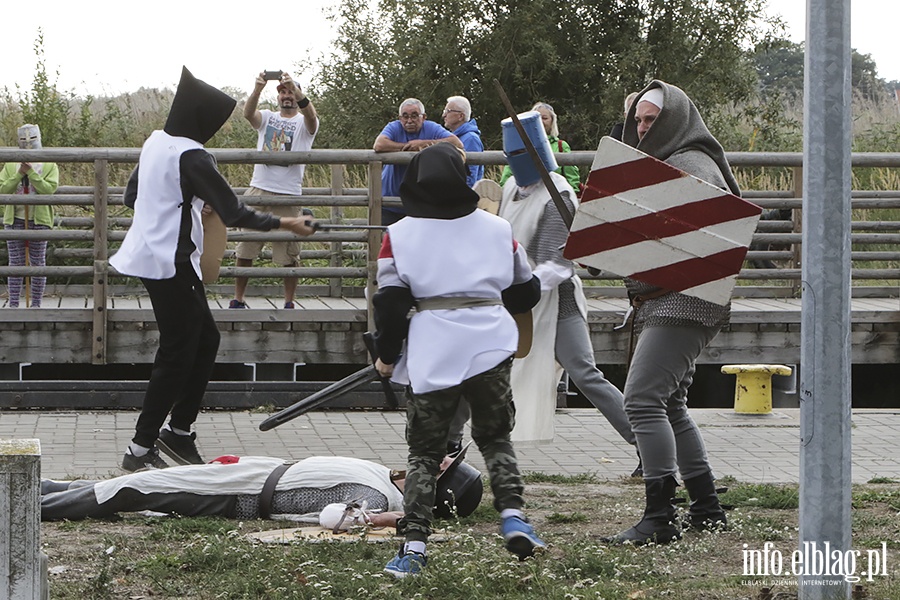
[{"x1": 721, "y1": 364, "x2": 793, "y2": 414}]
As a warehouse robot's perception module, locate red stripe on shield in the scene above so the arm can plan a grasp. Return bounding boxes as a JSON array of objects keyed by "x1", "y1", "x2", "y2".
[
  {"x1": 630, "y1": 247, "x2": 750, "y2": 292},
  {"x1": 581, "y1": 156, "x2": 685, "y2": 201},
  {"x1": 563, "y1": 195, "x2": 761, "y2": 258}
]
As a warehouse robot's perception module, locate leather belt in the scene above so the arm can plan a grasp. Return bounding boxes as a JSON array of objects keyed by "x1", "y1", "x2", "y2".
[
  {"x1": 415, "y1": 296, "x2": 502, "y2": 311},
  {"x1": 258, "y1": 462, "x2": 293, "y2": 520},
  {"x1": 623, "y1": 288, "x2": 673, "y2": 368},
  {"x1": 630, "y1": 288, "x2": 672, "y2": 309}
]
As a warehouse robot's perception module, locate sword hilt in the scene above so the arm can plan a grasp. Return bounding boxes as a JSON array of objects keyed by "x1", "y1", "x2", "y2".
[{"x1": 363, "y1": 332, "x2": 399, "y2": 409}]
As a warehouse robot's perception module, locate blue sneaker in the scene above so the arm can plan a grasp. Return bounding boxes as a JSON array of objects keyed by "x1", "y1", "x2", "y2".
[
  {"x1": 384, "y1": 549, "x2": 427, "y2": 578},
  {"x1": 501, "y1": 515, "x2": 546, "y2": 560}
]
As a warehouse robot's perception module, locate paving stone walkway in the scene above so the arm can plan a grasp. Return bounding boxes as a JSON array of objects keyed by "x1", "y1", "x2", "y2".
[{"x1": 2, "y1": 408, "x2": 897, "y2": 483}]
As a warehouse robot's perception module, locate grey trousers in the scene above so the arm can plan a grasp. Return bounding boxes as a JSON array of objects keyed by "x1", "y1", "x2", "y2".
[
  {"x1": 449, "y1": 314, "x2": 634, "y2": 446},
  {"x1": 624, "y1": 324, "x2": 720, "y2": 480}
]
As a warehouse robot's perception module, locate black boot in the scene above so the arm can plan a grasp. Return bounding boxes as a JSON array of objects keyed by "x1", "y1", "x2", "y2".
[
  {"x1": 683, "y1": 471, "x2": 727, "y2": 531},
  {"x1": 603, "y1": 475, "x2": 681, "y2": 545}
]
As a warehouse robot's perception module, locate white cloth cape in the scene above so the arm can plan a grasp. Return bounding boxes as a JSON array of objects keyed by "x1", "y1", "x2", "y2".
[{"x1": 499, "y1": 173, "x2": 586, "y2": 445}]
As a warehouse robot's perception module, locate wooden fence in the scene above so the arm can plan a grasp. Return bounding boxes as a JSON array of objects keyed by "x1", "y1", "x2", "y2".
[{"x1": 0, "y1": 147, "x2": 897, "y2": 368}]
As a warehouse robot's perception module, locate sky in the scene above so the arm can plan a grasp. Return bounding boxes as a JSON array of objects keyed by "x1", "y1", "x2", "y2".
[{"x1": 1, "y1": 1, "x2": 899, "y2": 99}]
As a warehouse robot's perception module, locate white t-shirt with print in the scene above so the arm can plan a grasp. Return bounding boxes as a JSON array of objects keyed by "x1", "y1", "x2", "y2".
[{"x1": 249, "y1": 110, "x2": 319, "y2": 195}]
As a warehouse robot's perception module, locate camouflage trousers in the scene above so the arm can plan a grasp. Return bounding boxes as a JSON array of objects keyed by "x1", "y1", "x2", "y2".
[{"x1": 398, "y1": 356, "x2": 525, "y2": 542}]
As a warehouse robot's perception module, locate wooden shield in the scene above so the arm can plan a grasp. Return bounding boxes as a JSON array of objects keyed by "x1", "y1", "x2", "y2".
[
  {"x1": 513, "y1": 311, "x2": 533, "y2": 358},
  {"x1": 473, "y1": 179, "x2": 532, "y2": 357},
  {"x1": 201, "y1": 210, "x2": 227, "y2": 284},
  {"x1": 564, "y1": 137, "x2": 762, "y2": 306},
  {"x1": 474, "y1": 178, "x2": 502, "y2": 215}
]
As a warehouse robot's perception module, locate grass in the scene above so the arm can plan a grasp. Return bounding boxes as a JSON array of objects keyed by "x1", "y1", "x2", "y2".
[{"x1": 41, "y1": 476, "x2": 900, "y2": 599}]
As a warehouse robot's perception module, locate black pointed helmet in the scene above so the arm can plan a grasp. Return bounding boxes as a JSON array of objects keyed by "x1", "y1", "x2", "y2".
[{"x1": 164, "y1": 66, "x2": 236, "y2": 144}]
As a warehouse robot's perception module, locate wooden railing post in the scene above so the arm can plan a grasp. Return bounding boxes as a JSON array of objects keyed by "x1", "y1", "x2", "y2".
[
  {"x1": 0, "y1": 438, "x2": 47, "y2": 600},
  {"x1": 366, "y1": 161, "x2": 383, "y2": 331},
  {"x1": 791, "y1": 166, "x2": 803, "y2": 296},
  {"x1": 329, "y1": 164, "x2": 345, "y2": 297},
  {"x1": 92, "y1": 160, "x2": 109, "y2": 364}
]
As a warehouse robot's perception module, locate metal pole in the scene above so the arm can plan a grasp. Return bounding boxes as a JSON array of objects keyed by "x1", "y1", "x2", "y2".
[{"x1": 799, "y1": 0, "x2": 852, "y2": 597}]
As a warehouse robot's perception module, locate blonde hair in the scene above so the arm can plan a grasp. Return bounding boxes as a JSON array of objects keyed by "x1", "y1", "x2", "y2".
[{"x1": 531, "y1": 102, "x2": 558, "y2": 137}]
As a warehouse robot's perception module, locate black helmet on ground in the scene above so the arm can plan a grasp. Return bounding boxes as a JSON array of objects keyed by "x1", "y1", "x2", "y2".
[{"x1": 433, "y1": 443, "x2": 483, "y2": 518}]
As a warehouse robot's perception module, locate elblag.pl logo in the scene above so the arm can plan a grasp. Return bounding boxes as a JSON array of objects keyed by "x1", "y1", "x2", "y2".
[{"x1": 743, "y1": 542, "x2": 890, "y2": 584}]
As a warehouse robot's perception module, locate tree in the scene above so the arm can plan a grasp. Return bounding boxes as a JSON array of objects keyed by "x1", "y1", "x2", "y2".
[
  {"x1": 310, "y1": 0, "x2": 779, "y2": 151},
  {"x1": 2, "y1": 31, "x2": 74, "y2": 147},
  {"x1": 753, "y1": 38, "x2": 888, "y2": 101}
]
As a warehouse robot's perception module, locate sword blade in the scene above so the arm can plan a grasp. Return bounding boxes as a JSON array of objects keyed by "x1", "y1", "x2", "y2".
[
  {"x1": 313, "y1": 223, "x2": 387, "y2": 231},
  {"x1": 258, "y1": 365, "x2": 381, "y2": 431}
]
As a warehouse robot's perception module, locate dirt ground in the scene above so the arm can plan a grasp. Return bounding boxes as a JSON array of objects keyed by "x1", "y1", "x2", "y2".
[{"x1": 39, "y1": 477, "x2": 900, "y2": 599}]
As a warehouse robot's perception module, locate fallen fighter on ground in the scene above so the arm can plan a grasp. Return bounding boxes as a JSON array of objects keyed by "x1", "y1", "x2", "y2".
[{"x1": 40, "y1": 454, "x2": 482, "y2": 524}]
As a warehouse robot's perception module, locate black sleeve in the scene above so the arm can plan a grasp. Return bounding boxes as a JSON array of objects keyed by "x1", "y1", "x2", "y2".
[
  {"x1": 123, "y1": 167, "x2": 139, "y2": 209},
  {"x1": 179, "y1": 150, "x2": 281, "y2": 230},
  {"x1": 372, "y1": 286, "x2": 414, "y2": 364},
  {"x1": 502, "y1": 275, "x2": 540, "y2": 314}
]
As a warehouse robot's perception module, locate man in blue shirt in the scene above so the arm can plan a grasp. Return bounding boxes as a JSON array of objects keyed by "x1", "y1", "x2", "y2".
[
  {"x1": 442, "y1": 95, "x2": 484, "y2": 188},
  {"x1": 373, "y1": 98, "x2": 463, "y2": 224}
]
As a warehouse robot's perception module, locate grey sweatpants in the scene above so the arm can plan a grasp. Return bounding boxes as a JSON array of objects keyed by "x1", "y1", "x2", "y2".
[
  {"x1": 624, "y1": 324, "x2": 720, "y2": 480},
  {"x1": 449, "y1": 314, "x2": 634, "y2": 446}
]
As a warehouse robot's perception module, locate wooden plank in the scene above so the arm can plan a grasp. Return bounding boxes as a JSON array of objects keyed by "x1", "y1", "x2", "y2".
[
  {"x1": 316, "y1": 297, "x2": 359, "y2": 310},
  {"x1": 853, "y1": 297, "x2": 899, "y2": 312},
  {"x1": 296, "y1": 297, "x2": 332, "y2": 311},
  {"x1": 111, "y1": 297, "x2": 141, "y2": 309},
  {"x1": 57, "y1": 296, "x2": 87, "y2": 309},
  {"x1": 752, "y1": 298, "x2": 803, "y2": 311},
  {"x1": 0, "y1": 308, "x2": 91, "y2": 323}
]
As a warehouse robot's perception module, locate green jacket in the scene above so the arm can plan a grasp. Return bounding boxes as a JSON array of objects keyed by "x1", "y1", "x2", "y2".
[
  {"x1": 0, "y1": 162, "x2": 58, "y2": 227},
  {"x1": 499, "y1": 135, "x2": 582, "y2": 191}
]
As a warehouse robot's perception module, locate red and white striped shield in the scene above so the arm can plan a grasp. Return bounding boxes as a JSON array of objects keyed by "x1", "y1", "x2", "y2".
[{"x1": 563, "y1": 137, "x2": 762, "y2": 306}]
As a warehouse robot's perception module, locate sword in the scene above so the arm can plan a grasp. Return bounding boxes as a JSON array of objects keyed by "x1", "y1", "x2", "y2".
[
  {"x1": 258, "y1": 364, "x2": 382, "y2": 431},
  {"x1": 363, "y1": 331, "x2": 399, "y2": 409},
  {"x1": 312, "y1": 222, "x2": 387, "y2": 231},
  {"x1": 258, "y1": 333, "x2": 399, "y2": 431}
]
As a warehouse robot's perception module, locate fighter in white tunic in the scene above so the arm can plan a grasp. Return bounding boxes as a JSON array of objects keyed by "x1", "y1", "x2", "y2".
[
  {"x1": 110, "y1": 67, "x2": 316, "y2": 473},
  {"x1": 372, "y1": 144, "x2": 546, "y2": 575}
]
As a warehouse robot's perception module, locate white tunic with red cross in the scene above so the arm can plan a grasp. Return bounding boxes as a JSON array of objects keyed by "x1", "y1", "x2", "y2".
[{"x1": 377, "y1": 210, "x2": 533, "y2": 394}]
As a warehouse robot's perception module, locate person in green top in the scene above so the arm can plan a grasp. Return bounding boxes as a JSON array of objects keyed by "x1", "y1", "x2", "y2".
[
  {"x1": 1, "y1": 124, "x2": 58, "y2": 308},
  {"x1": 498, "y1": 102, "x2": 582, "y2": 191}
]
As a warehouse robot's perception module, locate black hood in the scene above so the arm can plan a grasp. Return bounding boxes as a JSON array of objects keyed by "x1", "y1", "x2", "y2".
[
  {"x1": 164, "y1": 66, "x2": 237, "y2": 144},
  {"x1": 399, "y1": 144, "x2": 479, "y2": 219}
]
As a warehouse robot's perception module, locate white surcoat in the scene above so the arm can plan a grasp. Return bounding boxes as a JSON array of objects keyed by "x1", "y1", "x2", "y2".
[
  {"x1": 378, "y1": 210, "x2": 533, "y2": 394},
  {"x1": 93, "y1": 456, "x2": 404, "y2": 516},
  {"x1": 110, "y1": 131, "x2": 204, "y2": 280}
]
